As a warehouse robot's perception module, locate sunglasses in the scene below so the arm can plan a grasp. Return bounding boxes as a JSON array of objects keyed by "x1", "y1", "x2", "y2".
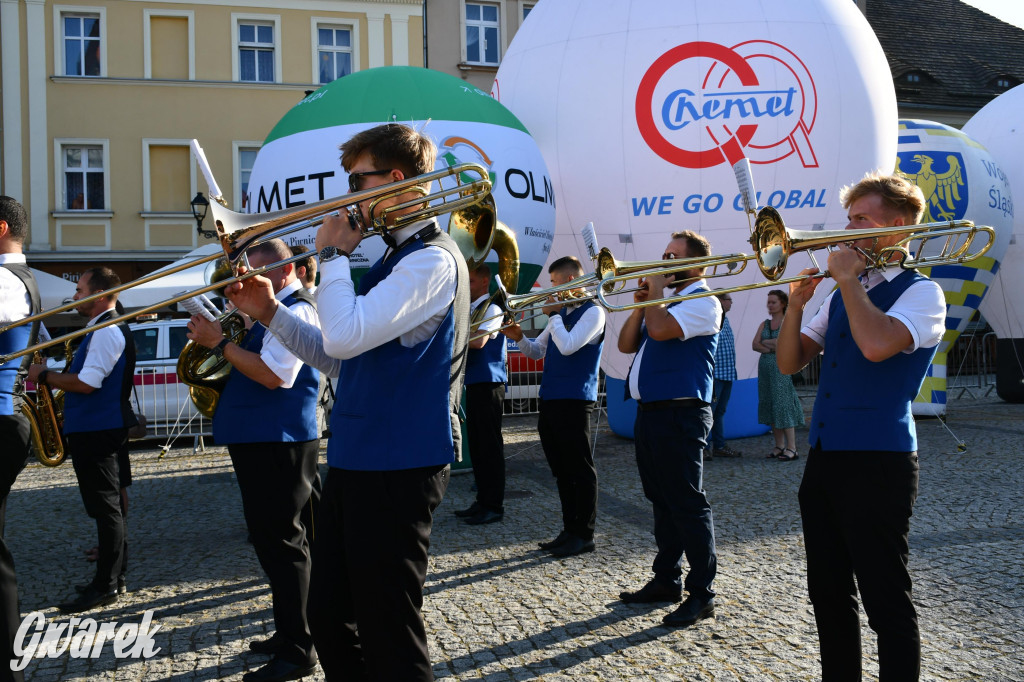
[{"x1": 348, "y1": 169, "x2": 393, "y2": 193}]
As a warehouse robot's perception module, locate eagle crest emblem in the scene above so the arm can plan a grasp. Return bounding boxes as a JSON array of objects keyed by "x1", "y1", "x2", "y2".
[{"x1": 895, "y1": 152, "x2": 967, "y2": 223}]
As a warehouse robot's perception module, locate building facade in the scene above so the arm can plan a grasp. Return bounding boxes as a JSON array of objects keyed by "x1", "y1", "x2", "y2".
[
  {"x1": 424, "y1": 0, "x2": 533, "y2": 92},
  {"x1": 0, "y1": 0, "x2": 423, "y2": 285}
]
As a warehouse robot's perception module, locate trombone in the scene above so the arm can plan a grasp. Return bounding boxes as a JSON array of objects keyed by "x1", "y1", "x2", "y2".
[
  {"x1": 0, "y1": 162, "x2": 496, "y2": 366},
  {"x1": 595, "y1": 205, "x2": 995, "y2": 312}
]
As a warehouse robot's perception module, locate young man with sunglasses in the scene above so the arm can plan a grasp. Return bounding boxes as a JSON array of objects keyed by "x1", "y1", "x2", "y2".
[
  {"x1": 616, "y1": 230, "x2": 722, "y2": 628},
  {"x1": 224, "y1": 123, "x2": 468, "y2": 682}
]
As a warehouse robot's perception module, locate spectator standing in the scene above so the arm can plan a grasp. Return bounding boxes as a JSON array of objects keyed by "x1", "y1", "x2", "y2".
[
  {"x1": 753, "y1": 289, "x2": 804, "y2": 461},
  {"x1": 709, "y1": 291, "x2": 741, "y2": 459}
]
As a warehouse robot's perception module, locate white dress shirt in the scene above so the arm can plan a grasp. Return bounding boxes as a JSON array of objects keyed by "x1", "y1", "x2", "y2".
[
  {"x1": 801, "y1": 268, "x2": 945, "y2": 352},
  {"x1": 0, "y1": 253, "x2": 31, "y2": 323},
  {"x1": 260, "y1": 279, "x2": 320, "y2": 388},
  {"x1": 514, "y1": 302, "x2": 606, "y2": 360},
  {"x1": 627, "y1": 279, "x2": 722, "y2": 402},
  {"x1": 266, "y1": 219, "x2": 457, "y2": 378},
  {"x1": 316, "y1": 219, "x2": 457, "y2": 360},
  {"x1": 77, "y1": 309, "x2": 127, "y2": 389},
  {"x1": 471, "y1": 293, "x2": 503, "y2": 342}
]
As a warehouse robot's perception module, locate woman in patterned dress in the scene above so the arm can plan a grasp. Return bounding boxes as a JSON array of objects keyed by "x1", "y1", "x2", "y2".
[{"x1": 753, "y1": 290, "x2": 805, "y2": 461}]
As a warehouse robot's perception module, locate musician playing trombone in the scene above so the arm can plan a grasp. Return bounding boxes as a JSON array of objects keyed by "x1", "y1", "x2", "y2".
[
  {"x1": 502, "y1": 255, "x2": 606, "y2": 558},
  {"x1": 616, "y1": 231, "x2": 721, "y2": 628},
  {"x1": 187, "y1": 238, "x2": 321, "y2": 682},
  {"x1": 0, "y1": 196, "x2": 41, "y2": 682},
  {"x1": 223, "y1": 123, "x2": 468, "y2": 682},
  {"x1": 776, "y1": 173, "x2": 945, "y2": 681}
]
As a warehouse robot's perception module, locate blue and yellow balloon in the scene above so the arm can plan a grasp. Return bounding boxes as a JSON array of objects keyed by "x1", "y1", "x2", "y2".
[{"x1": 895, "y1": 120, "x2": 1013, "y2": 416}]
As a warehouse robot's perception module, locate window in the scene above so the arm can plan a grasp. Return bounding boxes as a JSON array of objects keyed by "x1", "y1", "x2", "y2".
[
  {"x1": 994, "y1": 77, "x2": 1014, "y2": 91},
  {"x1": 168, "y1": 326, "x2": 190, "y2": 359},
  {"x1": 317, "y1": 25, "x2": 353, "y2": 84},
  {"x1": 62, "y1": 145, "x2": 105, "y2": 210},
  {"x1": 465, "y1": 2, "x2": 500, "y2": 65},
  {"x1": 238, "y1": 22, "x2": 275, "y2": 82},
  {"x1": 523, "y1": 3, "x2": 534, "y2": 21},
  {"x1": 62, "y1": 13, "x2": 101, "y2": 76},
  {"x1": 905, "y1": 72, "x2": 921, "y2": 84},
  {"x1": 234, "y1": 144, "x2": 261, "y2": 211},
  {"x1": 133, "y1": 328, "x2": 160, "y2": 362}
]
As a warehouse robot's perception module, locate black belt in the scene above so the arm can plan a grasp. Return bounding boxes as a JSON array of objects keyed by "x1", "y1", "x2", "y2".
[{"x1": 637, "y1": 398, "x2": 708, "y2": 411}]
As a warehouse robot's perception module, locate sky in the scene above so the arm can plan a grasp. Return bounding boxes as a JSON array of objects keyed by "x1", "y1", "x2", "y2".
[{"x1": 961, "y1": 0, "x2": 1024, "y2": 29}]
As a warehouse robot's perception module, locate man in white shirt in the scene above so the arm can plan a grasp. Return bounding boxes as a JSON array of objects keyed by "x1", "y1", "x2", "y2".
[
  {"x1": 0, "y1": 196, "x2": 41, "y2": 682},
  {"x1": 187, "y1": 238, "x2": 321, "y2": 682},
  {"x1": 502, "y1": 256, "x2": 606, "y2": 558},
  {"x1": 456, "y1": 264, "x2": 508, "y2": 525},
  {"x1": 223, "y1": 123, "x2": 468, "y2": 682},
  {"x1": 617, "y1": 231, "x2": 722, "y2": 628},
  {"x1": 777, "y1": 173, "x2": 945, "y2": 680},
  {"x1": 28, "y1": 267, "x2": 136, "y2": 614}
]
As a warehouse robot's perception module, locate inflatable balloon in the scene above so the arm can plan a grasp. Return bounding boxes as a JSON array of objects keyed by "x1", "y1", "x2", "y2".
[
  {"x1": 493, "y1": 0, "x2": 897, "y2": 437},
  {"x1": 894, "y1": 120, "x2": 1013, "y2": 415},
  {"x1": 962, "y1": 85, "x2": 1024, "y2": 402},
  {"x1": 246, "y1": 66, "x2": 554, "y2": 295}
]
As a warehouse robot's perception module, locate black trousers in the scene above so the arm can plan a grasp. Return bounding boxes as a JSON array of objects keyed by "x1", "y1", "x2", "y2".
[
  {"x1": 308, "y1": 464, "x2": 449, "y2": 682},
  {"x1": 68, "y1": 428, "x2": 127, "y2": 594},
  {"x1": 465, "y1": 382, "x2": 505, "y2": 513},
  {"x1": 798, "y1": 447, "x2": 921, "y2": 681},
  {"x1": 0, "y1": 414, "x2": 30, "y2": 682},
  {"x1": 537, "y1": 399, "x2": 597, "y2": 541},
  {"x1": 229, "y1": 440, "x2": 319, "y2": 666},
  {"x1": 634, "y1": 404, "x2": 717, "y2": 600}
]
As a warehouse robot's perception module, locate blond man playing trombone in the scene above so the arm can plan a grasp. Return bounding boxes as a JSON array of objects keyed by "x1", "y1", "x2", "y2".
[{"x1": 776, "y1": 173, "x2": 945, "y2": 680}]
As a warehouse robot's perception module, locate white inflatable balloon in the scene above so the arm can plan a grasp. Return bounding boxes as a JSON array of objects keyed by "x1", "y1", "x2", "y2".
[
  {"x1": 493, "y1": 0, "x2": 897, "y2": 436},
  {"x1": 246, "y1": 67, "x2": 554, "y2": 294},
  {"x1": 962, "y1": 85, "x2": 1024, "y2": 402},
  {"x1": 894, "y1": 120, "x2": 1013, "y2": 416},
  {"x1": 962, "y1": 86, "x2": 1024, "y2": 341}
]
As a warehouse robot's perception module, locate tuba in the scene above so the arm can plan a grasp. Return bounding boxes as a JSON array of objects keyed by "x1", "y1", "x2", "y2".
[{"x1": 20, "y1": 344, "x2": 70, "y2": 467}]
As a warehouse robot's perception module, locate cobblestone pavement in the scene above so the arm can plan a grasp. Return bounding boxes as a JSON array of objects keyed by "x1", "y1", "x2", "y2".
[{"x1": 7, "y1": 394, "x2": 1023, "y2": 681}]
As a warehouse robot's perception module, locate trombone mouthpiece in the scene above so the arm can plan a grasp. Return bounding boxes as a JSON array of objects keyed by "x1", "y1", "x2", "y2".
[{"x1": 581, "y1": 222, "x2": 599, "y2": 260}]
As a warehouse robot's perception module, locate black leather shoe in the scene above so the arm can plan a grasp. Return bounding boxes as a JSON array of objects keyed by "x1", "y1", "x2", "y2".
[
  {"x1": 619, "y1": 579, "x2": 682, "y2": 604},
  {"x1": 248, "y1": 635, "x2": 283, "y2": 655},
  {"x1": 59, "y1": 586, "x2": 118, "y2": 613},
  {"x1": 464, "y1": 508, "x2": 503, "y2": 525},
  {"x1": 662, "y1": 596, "x2": 715, "y2": 626},
  {"x1": 243, "y1": 657, "x2": 318, "y2": 682},
  {"x1": 548, "y1": 534, "x2": 595, "y2": 558},
  {"x1": 538, "y1": 530, "x2": 572, "y2": 550},
  {"x1": 454, "y1": 501, "x2": 481, "y2": 518},
  {"x1": 75, "y1": 576, "x2": 127, "y2": 596}
]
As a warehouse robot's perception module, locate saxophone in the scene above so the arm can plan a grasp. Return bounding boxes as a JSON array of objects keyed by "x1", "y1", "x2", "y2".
[{"x1": 20, "y1": 342, "x2": 70, "y2": 467}]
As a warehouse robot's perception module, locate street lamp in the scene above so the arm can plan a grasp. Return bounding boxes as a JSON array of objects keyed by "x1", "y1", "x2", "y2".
[{"x1": 191, "y1": 191, "x2": 215, "y2": 239}]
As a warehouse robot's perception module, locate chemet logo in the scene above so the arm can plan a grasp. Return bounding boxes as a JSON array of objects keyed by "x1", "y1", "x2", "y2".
[{"x1": 635, "y1": 40, "x2": 818, "y2": 169}]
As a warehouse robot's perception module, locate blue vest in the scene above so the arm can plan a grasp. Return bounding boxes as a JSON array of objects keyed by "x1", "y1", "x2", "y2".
[
  {"x1": 633, "y1": 294, "x2": 717, "y2": 403},
  {"x1": 213, "y1": 291, "x2": 320, "y2": 444},
  {"x1": 327, "y1": 229, "x2": 469, "y2": 471},
  {"x1": 540, "y1": 301, "x2": 604, "y2": 401},
  {"x1": 466, "y1": 301, "x2": 507, "y2": 385},
  {"x1": 809, "y1": 270, "x2": 937, "y2": 452},
  {"x1": 63, "y1": 312, "x2": 136, "y2": 434},
  {"x1": 0, "y1": 263, "x2": 40, "y2": 416}
]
